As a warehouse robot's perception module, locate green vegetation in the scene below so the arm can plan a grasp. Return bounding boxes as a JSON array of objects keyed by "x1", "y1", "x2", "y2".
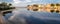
[
  {"x1": 51, "y1": 4, "x2": 55, "y2": 6},
  {"x1": 0, "y1": 2, "x2": 15, "y2": 11}
]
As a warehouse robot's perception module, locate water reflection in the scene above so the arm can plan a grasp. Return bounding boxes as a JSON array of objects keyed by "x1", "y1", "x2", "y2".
[
  {"x1": 4, "y1": 8, "x2": 60, "y2": 24},
  {"x1": 4, "y1": 13, "x2": 13, "y2": 20}
]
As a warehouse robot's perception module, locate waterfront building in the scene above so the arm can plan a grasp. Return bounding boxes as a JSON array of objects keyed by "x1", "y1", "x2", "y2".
[
  {"x1": 27, "y1": 4, "x2": 60, "y2": 13},
  {"x1": 45, "y1": 4, "x2": 60, "y2": 13},
  {"x1": 27, "y1": 4, "x2": 46, "y2": 11}
]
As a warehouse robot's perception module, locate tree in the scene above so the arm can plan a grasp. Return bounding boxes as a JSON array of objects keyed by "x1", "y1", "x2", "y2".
[
  {"x1": 9, "y1": 3, "x2": 12, "y2": 6},
  {"x1": 1, "y1": 2, "x2": 7, "y2": 6},
  {"x1": 33, "y1": 4, "x2": 38, "y2": 7},
  {"x1": 51, "y1": 4, "x2": 55, "y2": 6},
  {"x1": 56, "y1": 3, "x2": 60, "y2": 9},
  {"x1": 56, "y1": 4, "x2": 60, "y2": 6}
]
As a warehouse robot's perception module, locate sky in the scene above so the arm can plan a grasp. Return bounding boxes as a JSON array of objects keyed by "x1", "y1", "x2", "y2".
[{"x1": 0, "y1": 0, "x2": 60, "y2": 7}]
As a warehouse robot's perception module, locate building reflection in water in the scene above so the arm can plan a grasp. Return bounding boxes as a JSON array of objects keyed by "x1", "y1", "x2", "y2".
[{"x1": 27, "y1": 4, "x2": 60, "y2": 14}]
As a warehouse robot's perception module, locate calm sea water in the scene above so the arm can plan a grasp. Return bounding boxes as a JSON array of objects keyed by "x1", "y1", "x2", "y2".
[{"x1": 4, "y1": 8, "x2": 60, "y2": 24}]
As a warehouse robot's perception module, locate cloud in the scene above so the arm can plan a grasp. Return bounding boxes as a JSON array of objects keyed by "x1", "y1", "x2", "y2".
[
  {"x1": 12, "y1": 0, "x2": 32, "y2": 7},
  {"x1": 25, "y1": 0, "x2": 31, "y2": 2},
  {"x1": 13, "y1": 0, "x2": 31, "y2": 4},
  {"x1": 13, "y1": 0, "x2": 21, "y2": 3},
  {"x1": 12, "y1": 0, "x2": 60, "y2": 7}
]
